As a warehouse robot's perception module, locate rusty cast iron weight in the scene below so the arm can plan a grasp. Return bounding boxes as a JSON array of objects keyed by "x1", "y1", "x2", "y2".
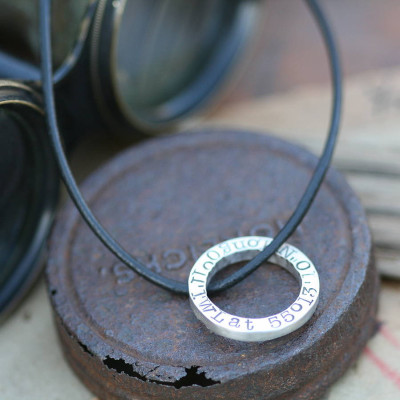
[
  {"x1": 189, "y1": 237, "x2": 320, "y2": 341},
  {"x1": 47, "y1": 129, "x2": 378, "y2": 400}
]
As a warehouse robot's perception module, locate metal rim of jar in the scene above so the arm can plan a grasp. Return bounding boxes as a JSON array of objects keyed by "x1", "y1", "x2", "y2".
[
  {"x1": 0, "y1": 81, "x2": 59, "y2": 322},
  {"x1": 90, "y1": 0, "x2": 261, "y2": 137}
]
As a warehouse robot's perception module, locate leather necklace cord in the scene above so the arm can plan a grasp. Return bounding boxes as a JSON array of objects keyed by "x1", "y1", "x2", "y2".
[{"x1": 39, "y1": 0, "x2": 342, "y2": 296}]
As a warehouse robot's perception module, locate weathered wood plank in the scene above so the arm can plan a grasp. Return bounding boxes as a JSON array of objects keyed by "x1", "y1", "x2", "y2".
[{"x1": 210, "y1": 68, "x2": 400, "y2": 279}]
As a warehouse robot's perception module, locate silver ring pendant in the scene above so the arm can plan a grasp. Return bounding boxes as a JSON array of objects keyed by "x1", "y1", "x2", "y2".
[{"x1": 188, "y1": 237, "x2": 320, "y2": 342}]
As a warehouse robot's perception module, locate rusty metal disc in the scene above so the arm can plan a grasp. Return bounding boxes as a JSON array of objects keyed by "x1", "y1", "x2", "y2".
[{"x1": 47, "y1": 129, "x2": 379, "y2": 400}]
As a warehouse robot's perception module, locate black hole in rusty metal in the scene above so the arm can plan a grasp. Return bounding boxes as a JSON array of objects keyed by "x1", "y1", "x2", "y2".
[
  {"x1": 175, "y1": 366, "x2": 219, "y2": 388},
  {"x1": 103, "y1": 356, "x2": 219, "y2": 388},
  {"x1": 77, "y1": 340, "x2": 94, "y2": 357}
]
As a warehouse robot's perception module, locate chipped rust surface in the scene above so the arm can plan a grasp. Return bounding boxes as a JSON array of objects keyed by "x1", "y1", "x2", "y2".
[{"x1": 46, "y1": 129, "x2": 379, "y2": 399}]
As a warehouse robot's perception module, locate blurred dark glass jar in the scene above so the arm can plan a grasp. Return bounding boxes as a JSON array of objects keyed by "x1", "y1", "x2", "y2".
[
  {"x1": 0, "y1": 0, "x2": 262, "y2": 143},
  {"x1": 0, "y1": 81, "x2": 59, "y2": 321}
]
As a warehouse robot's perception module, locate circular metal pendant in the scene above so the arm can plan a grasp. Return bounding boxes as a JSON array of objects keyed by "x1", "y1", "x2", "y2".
[{"x1": 189, "y1": 236, "x2": 320, "y2": 342}]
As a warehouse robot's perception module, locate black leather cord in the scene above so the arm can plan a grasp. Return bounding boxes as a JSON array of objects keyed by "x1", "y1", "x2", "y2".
[
  {"x1": 210, "y1": 0, "x2": 342, "y2": 292},
  {"x1": 40, "y1": 0, "x2": 342, "y2": 296}
]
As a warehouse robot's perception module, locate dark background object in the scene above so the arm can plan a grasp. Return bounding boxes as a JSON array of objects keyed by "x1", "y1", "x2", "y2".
[
  {"x1": 0, "y1": 0, "x2": 261, "y2": 142},
  {"x1": 0, "y1": 81, "x2": 58, "y2": 321},
  {"x1": 91, "y1": 0, "x2": 260, "y2": 135},
  {"x1": 47, "y1": 129, "x2": 379, "y2": 400}
]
